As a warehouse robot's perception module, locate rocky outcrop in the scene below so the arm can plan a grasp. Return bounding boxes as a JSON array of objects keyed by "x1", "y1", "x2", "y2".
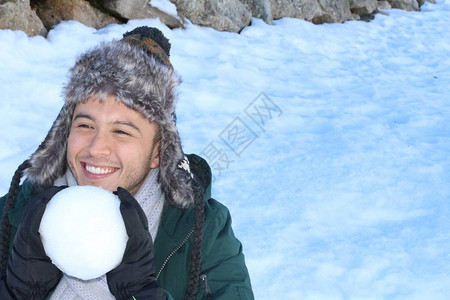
[
  {"x1": 270, "y1": 0, "x2": 352, "y2": 24},
  {"x1": 175, "y1": 0, "x2": 252, "y2": 32},
  {"x1": 377, "y1": 1, "x2": 392, "y2": 10},
  {"x1": 388, "y1": 0, "x2": 420, "y2": 11},
  {"x1": 241, "y1": 0, "x2": 273, "y2": 24},
  {"x1": 0, "y1": 0, "x2": 46, "y2": 36},
  {"x1": 350, "y1": 0, "x2": 378, "y2": 16},
  {"x1": 33, "y1": 0, "x2": 119, "y2": 31},
  {"x1": 0, "y1": 0, "x2": 433, "y2": 37},
  {"x1": 91, "y1": 0, "x2": 183, "y2": 29}
]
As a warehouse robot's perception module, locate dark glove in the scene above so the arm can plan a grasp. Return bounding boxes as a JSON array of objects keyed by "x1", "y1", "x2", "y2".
[
  {"x1": 107, "y1": 187, "x2": 166, "y2": 300},
  {"x1": 0, "y1": 186, "x2": 67, "y2": 299}
]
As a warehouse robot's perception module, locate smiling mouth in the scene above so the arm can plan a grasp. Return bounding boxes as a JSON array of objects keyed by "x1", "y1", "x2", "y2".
[{"x1": 82, "y1": 163, "x2": 118, "y2": 175}]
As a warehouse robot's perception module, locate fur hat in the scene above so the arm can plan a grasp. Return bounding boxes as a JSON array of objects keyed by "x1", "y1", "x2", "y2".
[{"x1": 24, "y1": 27, "x2": 194, "y2": 208}]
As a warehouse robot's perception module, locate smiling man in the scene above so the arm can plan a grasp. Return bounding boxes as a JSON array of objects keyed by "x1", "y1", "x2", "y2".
[
  {"x1": 67, "y1": 95, "x2": 161, "y2": 195},
  {"x1": 0, "y1": 27, "x2": 254, "y2": 300}
]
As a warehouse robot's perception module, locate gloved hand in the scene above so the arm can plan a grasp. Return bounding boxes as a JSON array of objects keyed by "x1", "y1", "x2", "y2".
[
  {"x1": 107, "y1": 187, "x2": 166, "y2": 300},
  {"x1": 0, "y1": 186, "x2": 67, "y2": 299}
]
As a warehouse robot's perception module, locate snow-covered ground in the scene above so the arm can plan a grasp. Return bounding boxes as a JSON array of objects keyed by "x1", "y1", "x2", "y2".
[{"x1": 1, "y1": 1, "x2": 449, "y2": 298}]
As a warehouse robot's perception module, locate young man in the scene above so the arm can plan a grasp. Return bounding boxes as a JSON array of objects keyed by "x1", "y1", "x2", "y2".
[{"x1": 0, "y1": 27, "x2": 254, "y2": 299}]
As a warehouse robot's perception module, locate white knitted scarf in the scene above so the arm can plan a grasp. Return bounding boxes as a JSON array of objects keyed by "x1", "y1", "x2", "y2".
[{"x1": 49, "y1": 168, "x2": 164, "y2": 300}]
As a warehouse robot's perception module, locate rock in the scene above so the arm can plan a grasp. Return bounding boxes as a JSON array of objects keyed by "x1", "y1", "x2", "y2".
[
  {"x1": 33, "y1": 0, "x2": 119, "y2": 31},
  {"x1": 350, "y1": 13, "x2": 361, "y2": 20},
  {"x1": 0, "y1": 0, "x2": 47, "y2": 36},
  {"x1": 240, "y1": 0, "x2": 273, "y2": 24},
  {"x1": 377, "y1": 0, "x2": 392, "y2": 9},
  {"x1": 387, "y1": 0, "x2": 419, "y2": 11},
  {"x1": 92, "y1": 0, "x2": 183, "y2": 29},
  {"x1": 174, "y1": 0, "x2": 252, "y2": 32},
  {"x1": 270, "y1": 0, "x2": 352, "y2": 24},
  {"x1": 350, "y1": 0, "x2": 377, "y2": 16}
]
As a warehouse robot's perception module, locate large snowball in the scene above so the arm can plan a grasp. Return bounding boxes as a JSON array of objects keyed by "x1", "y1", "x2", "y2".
[{"x1": 39, "y1": 186, "x2": 128, "y2": 280}]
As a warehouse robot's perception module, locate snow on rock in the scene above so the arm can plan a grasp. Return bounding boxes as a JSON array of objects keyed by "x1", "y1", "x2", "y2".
[
  {"x1": 150, "y1": 0, "x2": 178, "y2": 16},
  {"x1": 39, "y1": 186, "x2": 128, "y2": 280}
]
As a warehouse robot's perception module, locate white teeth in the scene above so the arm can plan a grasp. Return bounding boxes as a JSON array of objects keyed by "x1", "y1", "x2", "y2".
[{"x1": 85, "y1": 165, "x2": 115, "y2": 175}]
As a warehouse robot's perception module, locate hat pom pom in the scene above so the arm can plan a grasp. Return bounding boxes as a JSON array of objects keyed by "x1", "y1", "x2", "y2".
[{"x1": 123, "y1": 26, "x2": 171, "y2": 57}]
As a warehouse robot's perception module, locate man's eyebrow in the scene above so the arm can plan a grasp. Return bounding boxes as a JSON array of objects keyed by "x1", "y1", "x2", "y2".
[
  {"x1": 73, "y1": 113, "x2": 94, "y2": 121},
  {"x1": 113, "y1": 121, "x2": 141, "y2": 133}
]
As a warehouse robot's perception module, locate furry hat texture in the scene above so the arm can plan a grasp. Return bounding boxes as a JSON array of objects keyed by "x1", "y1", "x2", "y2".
[{"x1": 24, "y1": 27, "x2": 195, "y2": 208}]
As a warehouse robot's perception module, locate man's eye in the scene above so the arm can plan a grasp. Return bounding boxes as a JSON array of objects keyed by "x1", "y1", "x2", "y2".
[
  {"x1": 115, "y1": 130, "x2": 131, "y2": 136},
  {"x1": 77, "y1": 124, "x2": 92, "y2": 129}
]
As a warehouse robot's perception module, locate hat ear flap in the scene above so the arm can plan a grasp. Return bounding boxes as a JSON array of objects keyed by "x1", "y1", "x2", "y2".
[
  {"x1": 25, "y1": 105, "x2": 73, "y2": 186},
  {"x1": 158, "y1": 123, "x2": 194, "y2": 208}
]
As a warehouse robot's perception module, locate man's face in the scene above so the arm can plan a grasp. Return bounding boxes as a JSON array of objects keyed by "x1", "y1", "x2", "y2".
[{"x1": 67, "y1": 95, "x2": 160, "y2": 195}]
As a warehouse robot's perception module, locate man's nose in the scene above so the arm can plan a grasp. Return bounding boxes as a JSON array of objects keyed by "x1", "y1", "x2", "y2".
[{"x1": 88, "y1": 131, "x2": 111, "y2": 157}]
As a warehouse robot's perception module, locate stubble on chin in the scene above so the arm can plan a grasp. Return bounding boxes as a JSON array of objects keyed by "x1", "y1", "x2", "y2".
[{"x1": 122, "y1": 154, "x2": 154, "y2": 195}]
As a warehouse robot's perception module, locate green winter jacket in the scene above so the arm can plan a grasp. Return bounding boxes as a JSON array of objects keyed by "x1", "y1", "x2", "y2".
[{"x1": 0, "y1": 155, "x2": 254, "y2": 299}]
